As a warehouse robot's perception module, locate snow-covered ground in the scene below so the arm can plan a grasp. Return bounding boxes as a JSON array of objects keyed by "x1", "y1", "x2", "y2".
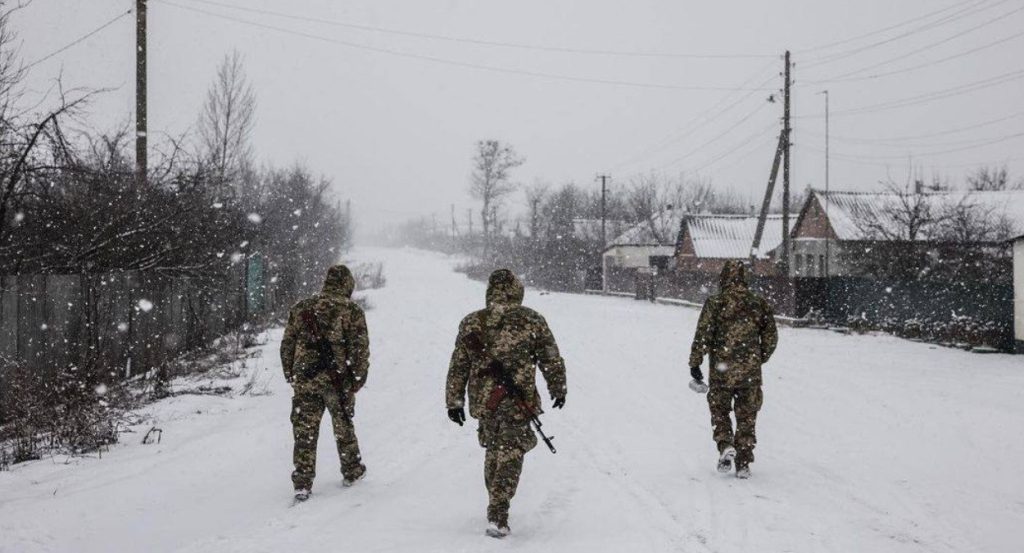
[{"x1": 2, "y1": 247, "x2": 1023, "y2": 553}]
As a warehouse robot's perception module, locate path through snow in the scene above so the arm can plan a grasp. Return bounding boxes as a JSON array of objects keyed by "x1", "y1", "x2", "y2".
[{"x1": 2, "y1": 247, "x2": 1023, "y2": 553}]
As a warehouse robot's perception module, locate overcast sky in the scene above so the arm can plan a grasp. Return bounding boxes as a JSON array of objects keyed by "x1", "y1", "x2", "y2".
[{"x1": 13, "y1": 0, "x2": 1024, "y2": 235}]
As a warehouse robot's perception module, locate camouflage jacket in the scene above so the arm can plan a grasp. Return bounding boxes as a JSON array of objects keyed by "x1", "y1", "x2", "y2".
[
  {"x1": 280, "y1": 265, "x2": 370, "y2": 392},
  {"x1": 689, "y1": 261, "x2": 777, "y2": 388},
  {"x1": 446, "y1": 269, "x2": 567, "y2": 420}
]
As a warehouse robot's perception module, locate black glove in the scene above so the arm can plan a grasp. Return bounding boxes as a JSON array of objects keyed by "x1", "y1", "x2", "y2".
[
  {"x1": 552, "y1": 396, "x2": 565, "y2": 409},
  {"x1": 447, "y1": 407, "x2": 465, "y2": 426},
  {"x1": 690, "y1": 366, "x2": 704, "y2": 382}
]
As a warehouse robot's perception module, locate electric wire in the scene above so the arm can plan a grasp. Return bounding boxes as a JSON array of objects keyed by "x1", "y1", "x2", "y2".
[
  {"x1": 805, "y1": 110, "x2": 1024, "y2": 144},
  {"x1": 608, "y1": 64, "x2": 778, "y2": 172},
  {"x1": 688, "y1": 126, "x2": 779, "y2": 175},
  {"x1": 798, "y1": 69, "x2": 1024, "y2": 118},
  {"x1": 808, "y1": 6, "x2": 1024, "y2": 83},
  {"x1": 157, "y1": 0, "x2": 776, "y2": 92},
  {"x1": 25, "y1": 9, "x2": 134, "y2": 70},
  {"x1": 175, "y1": 0, "x2": 775, "y2": 59},
  {"x1": 796, "y1": 0, "x2": 989, "y2": 53},
  {"x1": 802, "y1": 0, "x2": 1011, "y2": 68}
]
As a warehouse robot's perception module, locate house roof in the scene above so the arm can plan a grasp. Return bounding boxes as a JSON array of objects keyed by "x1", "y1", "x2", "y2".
[
  {"x1": 809, "y1": 189, "x2": 1024, "y2": 241},
  {"x1": 684, "y1": 214, "x2": 788, "y2": 259},
  {"x1": 608, "y1": 210, "x2": 684, "y2": 247}
]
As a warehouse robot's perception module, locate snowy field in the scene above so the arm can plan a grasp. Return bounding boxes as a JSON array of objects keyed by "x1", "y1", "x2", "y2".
[{"x1": 2, "y1": 247, "x2": 1023, "y2": 553}]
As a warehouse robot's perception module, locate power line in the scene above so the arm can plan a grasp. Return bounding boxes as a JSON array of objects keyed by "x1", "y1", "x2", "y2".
[
  {"x1": 805, "y1": 110, "x2": 1024, "y2": 143},
  {"x1": 176, "y1": 0, "x2": 774, "y2": 60},
  {"x1": 808, "y1": 5, "x2": 1024, "y2": 83},
  {"x1": 608, "y1": 64, "x2": 778, "y2": 172},
  {"x1": 799, "y1": 131, "x2": 1024, "y2": 161},
  {"x1": 25, "y1": 9, "x2": 134, "y2": 70},
  {"x1": 807, "y1": 28, "x2": 1024, "y2": 84},
  {"x1": 806, "y1": 128, "x2": 1024, "y2": 149},
  {"x1": 157, "y1": 0, "x2": 775, "y2": 92},
  {"x1": 656, "y1": 102, "x2": 773, "y2": 170},
  {"x1": 802, "y1": 0, "x2": 1011, "y2": 68},
  {"x1": 688, "y1": 125, "x2": 778, "y2": 175},
  {"x1": 795, "y1": 144, "x2": 1024, "y2": 170},
  {"x1": 797, "y1": 0, "x2": 987, "y2": 53},
  {"x1": 797, "y1": 69, "x2": 1024, "y2": 118}
]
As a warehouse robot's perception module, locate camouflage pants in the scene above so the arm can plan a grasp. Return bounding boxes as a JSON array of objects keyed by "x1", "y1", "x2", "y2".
[
  {"x1": 290, "y1": 379, "x2": 363, "y2": 490},
  {"x1": 707, "y1": 385, "x2": 763, "y2": 465},
  {"x1": 478, "y1": 405, "x2": 537, "y2": 526}
]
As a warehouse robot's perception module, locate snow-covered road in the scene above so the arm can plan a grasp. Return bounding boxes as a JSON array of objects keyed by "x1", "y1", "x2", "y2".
[{"x1": 2, "y1": 247, "x2": 1023, "y2": 553}]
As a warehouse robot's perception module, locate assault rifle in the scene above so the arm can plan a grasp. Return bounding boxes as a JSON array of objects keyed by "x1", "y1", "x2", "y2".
[
  {"x1": 299, "y1": 309, "x2": 350, "y2": 413},
  {"x1": 485, "y1": 359, "x2": 557, "y2": 454}
]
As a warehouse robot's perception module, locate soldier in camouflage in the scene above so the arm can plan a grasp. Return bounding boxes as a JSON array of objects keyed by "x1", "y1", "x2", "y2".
[
  {"x1": 689, "y1": 260, "x2": 777, "y2": 479},
  {"x1": 446, "y1": 269, "x2": 567, "y2": 538},
  {"x1": 280, "y1": 264, "x2": 370, "y2": 500}
]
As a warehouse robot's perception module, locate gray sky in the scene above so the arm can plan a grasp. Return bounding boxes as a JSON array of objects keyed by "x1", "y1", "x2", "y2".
[{"x1": 14, "y1": 0, "x2": 1024, "y2": 235}]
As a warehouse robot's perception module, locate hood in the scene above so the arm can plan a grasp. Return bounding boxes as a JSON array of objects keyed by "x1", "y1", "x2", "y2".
[
  {"x1": 719, "y1": 260, "x2": 750, "y2": 292},
  {"x1": 322, "y1": 264, "x2": 355, "y2": 299},
  {"x1": 485, "y1": 269, "x2": 524, "y2": 307}
]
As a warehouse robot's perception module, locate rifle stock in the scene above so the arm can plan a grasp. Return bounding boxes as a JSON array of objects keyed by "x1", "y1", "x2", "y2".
[
  {"x1": 299, "y1": 310, "x2": 351, "y2": 417},
  {"x1": 486, "y1": 360, "x2": 557, "y2": 454}
]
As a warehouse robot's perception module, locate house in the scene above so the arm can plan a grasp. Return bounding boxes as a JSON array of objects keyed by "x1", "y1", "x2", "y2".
[
  {"x1": 789, "y1": 189, "x2": 1024, "y2": 278},
  {"x1": 602, "y1": 209, "x2": 683, "y2": 274},
  {"x1": 675, "y1": 214, "x2": 788, "y2": 276}
]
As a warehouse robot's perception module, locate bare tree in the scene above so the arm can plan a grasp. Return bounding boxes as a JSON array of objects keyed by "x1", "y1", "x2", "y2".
[
  {"x1": 0, "y1": 1, "x2": 26, "y2": 129},
  {"x1": 966, "y1": 165, "x2": 1019, "y2": 191},
  {"x1": 857, "y1": 179, "x2": 941, "y2": 242},
  {"x1": 524, "y1": 180, "x2": 548, "y2": 239},
  {"x1": 625, "y1": 173, "x2": 746, "y2": 244},
  {"x1": 200, "y1": 50, "x2": 256, "y2": 193},
  {"x1": 469, "y1": 140, "x2": 522, "y2": 259}
]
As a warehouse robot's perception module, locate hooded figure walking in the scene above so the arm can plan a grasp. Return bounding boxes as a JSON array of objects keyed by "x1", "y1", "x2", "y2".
[
  {"x1": 689, "y1": 260, "x2": 777, "y2": 479},
  {"x1": 446, "y1": 269, "x2": 567, "y2": 538},
  {"x1": 280, "y1": 265, "x2": 369, "y2": 501}
]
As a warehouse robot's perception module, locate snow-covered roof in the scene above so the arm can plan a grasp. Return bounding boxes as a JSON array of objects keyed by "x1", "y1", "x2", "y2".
[
  {"x1": 684, "y1": 214, "x2": 787, "y2": 259},
  {"x1": 813, "y1": 189, "x2": 1024, "y2": 241},
  {"x1": 608, "y1": 210, "x2": 684, "y2": 247}
]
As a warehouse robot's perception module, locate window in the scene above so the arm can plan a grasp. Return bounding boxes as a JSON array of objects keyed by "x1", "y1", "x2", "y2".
[
  {"x1": 819, "y1": 255, "x2": 826, "y2": 277},
  {"x1": 649, "y1": 255, "x2": 671, "y2": 271},
  {"x1": 806, "y1": 254, "x2": 816, "y2": 276},
  {"x1": 794, "y1": 253, "x2": 803, "y2": 274}
]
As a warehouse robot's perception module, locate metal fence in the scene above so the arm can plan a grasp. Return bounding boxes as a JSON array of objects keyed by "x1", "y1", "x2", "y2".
[
  {"x1": 602, "y1": 267, "x2": 1011, "y2": 350},
  {"x1": 0, "y1": 262, "x2": 269, "y2": 384}
]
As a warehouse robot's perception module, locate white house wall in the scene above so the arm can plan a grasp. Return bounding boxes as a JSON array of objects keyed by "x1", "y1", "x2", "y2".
[{"x1": 603, "y1": 245, "x2": 677, "y2": 269}]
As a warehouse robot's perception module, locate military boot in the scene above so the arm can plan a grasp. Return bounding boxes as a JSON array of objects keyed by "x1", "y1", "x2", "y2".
[
  {"x1": 486, "y1": 521, "x2": 510, "y2": 539},
  {"x1": 717, "y1": 446, "x2": 737, "y2": 473},
  {"x1": 342, "y1": 463, "x2": 367, "y2": 487},
  {"x1": 737, "y1": 458, "x2": 753, "y2": 479}
]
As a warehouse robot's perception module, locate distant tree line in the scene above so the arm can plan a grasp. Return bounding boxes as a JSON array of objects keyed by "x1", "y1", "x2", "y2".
[{"x1": 386, "y1": 140, "x2": 753, "y2": 291}]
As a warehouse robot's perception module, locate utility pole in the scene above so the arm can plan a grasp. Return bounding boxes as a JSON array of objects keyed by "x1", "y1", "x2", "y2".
[
  {"x1": 467, "y1": 208, "x2": 473, "y2": 235},
  {"x1": 450, "y1": 204, "x2": 457, "y2": 237},
  {"x1": 135, "y1": 0, "x2": 147, "y2": 189},
  {"x1": 596, "y1": 174, "x2": 610, "y2": 248},
  {"x1": 750, "y1": 132, "x2": 785, "y2": 263},
  {"x1": 781, "y1": 50, "x2": 792, "y2": 276},
  {"x1": 820, "y1": 89, "x2": 830, "y2": 278}
]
